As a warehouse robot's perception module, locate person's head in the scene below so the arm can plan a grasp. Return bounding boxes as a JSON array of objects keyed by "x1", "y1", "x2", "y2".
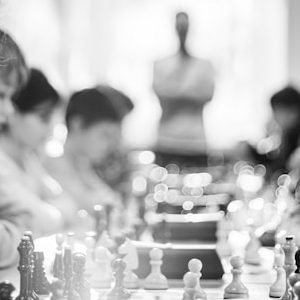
[
  {"x1": 66, "y1": 87, "x2": 129, "y2": 163},
  {"x1": 8, "y1": 68, "x2": 60, "y2": 149},
  {"x1": 175, "y1": 12, "x2": 189, "y2": 49},
  {"x1": 270, "y1": 86, "x2": 300, "y2": 131},
  {"x1": 0, "y1": 29, "x2": 27, "y2": 125}
]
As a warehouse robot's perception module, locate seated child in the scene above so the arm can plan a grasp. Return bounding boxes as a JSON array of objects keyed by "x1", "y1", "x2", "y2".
[{"x1": 43, "y1": 87, "x2": 125, "y2": 233}]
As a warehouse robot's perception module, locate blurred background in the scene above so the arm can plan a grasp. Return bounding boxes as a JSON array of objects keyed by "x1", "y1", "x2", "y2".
[{"x1": 1, "y1": 0, "x2": 298, "y2": 151}]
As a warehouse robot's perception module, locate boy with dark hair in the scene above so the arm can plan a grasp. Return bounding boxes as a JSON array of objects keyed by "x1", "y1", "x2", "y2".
[{"x1": 44, "y1": 87, "x2": 133, "y2": 232}]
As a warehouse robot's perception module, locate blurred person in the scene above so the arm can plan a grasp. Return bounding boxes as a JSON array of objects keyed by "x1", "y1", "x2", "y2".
[
  {"x1": 93, "y1": 85, "x2": 134, "y2": 200},
  {"x1": 43, "y1": 87, "x2": 126, "y2": 232},
  {"x1": 153, "y1": 11, "x2": 215, "y2": 167},
  {"x1": 0, "y1": 68, "x2": 76, "y2": 236},
  {"x1": 238, "y1": 86, "x2": 300, "y2": 180},
  {"x1": 0, "y1": 30, "x2": 63, "y2": 268}
]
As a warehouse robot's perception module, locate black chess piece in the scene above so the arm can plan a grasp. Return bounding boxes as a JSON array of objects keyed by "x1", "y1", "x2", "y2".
[
  {"x1": 24, "y1": 232, "x2": 39, "y2": 300},
  {"x1": 16, "y1": 236, "x2": 34, "y2": 300},
  {"x1": 73, "y1": 252, "x2": 91, "y2": 300},
  {"x1": 0, "y1": 281, "x2": 15, "y2": 300},
  {"x1": 49, "y1": 279, "x2": 64, "y2": 300},
  {"x1": 107, "y1": 258, "x2": 131, "y2": 300},
  {"x1": 32, "y1": 252, "x2": 50, "y2": 295},
  {"x1": 63, "y1": 247, "x2": 81, "y2": 300},
  {"x1": 53, "y1": 250, "x2": 64, "y2": 281},
  {"x1": 295, "y1": 249, "x2": 300, "y2": 274}
]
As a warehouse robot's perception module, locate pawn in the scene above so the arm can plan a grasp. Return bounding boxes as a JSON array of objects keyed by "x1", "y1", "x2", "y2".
[
  {"x1": 224, "y1": 256, "x2": 249, "y2": 299},
  {"x1": 90, "y1": 246, "x2": 113, "y2": 288},
  {"x1": 144, "y1": 248, "x2": 168, "y2": 290},
  {"x1": 188, "y1": 259, "x2": 207, "y2": 299},
  {"x1": 107, "y1": 258, "x2": 131, "y2": 300},
  {"x1": 295, "y1": 249, "x2": 300, "y2": 274},
  {"x1": 84, "y1": 235, "x2": 96, "y2": 277},
  {"x1": 0, "y1": 281, "x2": 15, "y2": 300},
  {"x1": 269, "y1": 254, "x2": 286, "y2": 298},
  {"x1": 294, "y1": 281, "x2": 300, "y2": 300},
  {"x1": 182, "y1": 272, "x2": 198, "y2": 300},
  {"x1": 53, "y1": 250, "x2": 64, "y2": 281}
]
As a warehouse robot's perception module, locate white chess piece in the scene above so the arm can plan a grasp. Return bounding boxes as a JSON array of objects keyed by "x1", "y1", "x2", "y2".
[
  {"x1": 90, "y1": 246, "x2": 113, "y2": 288},
  {"x1": 55, "y1": 233, "x2": 64, "y2": 251},
  {"x1": 188, "y1": 259, "x2": 207, "y2": 300},
  {"x1": 144, "y1": 248, "x2": 168, "y2": 290},
  {"x1": 224, "y1": 256, "x2": 249, "y2": 299},
  {"x1": 269, "y1": 254, "x2": 286, "y2": 298},
  {"x1": 84, "y1": 235, "x2": 96, "y2": 277},
  {"x1": 119, "y1": 238, "x2": 139, "y2": 289},
  {"x1": 182, "y1": 272, "x2": 198, "y2": 300},
  {"x1": 66, "y1": 232, "x2": 75, "y2": 251},
  {"x1": 216, "y1": 217, "x2": 232, "y2": 257},
  {"x1": 244, "y1": 229, "x2": 261, "y2": 265}
]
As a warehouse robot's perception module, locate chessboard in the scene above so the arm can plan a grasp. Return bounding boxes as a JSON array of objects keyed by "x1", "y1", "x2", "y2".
[{"x1": 0, "y1": 232, "x2": 289, "y2": 300}]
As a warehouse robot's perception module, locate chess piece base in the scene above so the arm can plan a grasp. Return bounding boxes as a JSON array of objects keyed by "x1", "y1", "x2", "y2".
[{"x1": 224, "y1": 292, "x2": 249, "y2": 299}]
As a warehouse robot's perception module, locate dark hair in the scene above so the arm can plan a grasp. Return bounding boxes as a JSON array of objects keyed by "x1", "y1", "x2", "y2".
[
  {"x1": 97, "y1": 85, "x2": 134, "y2": 119},
  {"x1": 66, "y1": 88, "x2": 121, "y2": 129},
  {"x1": 12, "y1": 68, "x2": 60, "y2": 113},
  {"x1": 0, "y1": 29, "x2": 28, "y2": 90},
  {"x1": 270, "y1": 86, "x2": 300, "y2": 111}
]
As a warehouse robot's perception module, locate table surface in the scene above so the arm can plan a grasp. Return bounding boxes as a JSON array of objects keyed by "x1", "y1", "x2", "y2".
[{"x1": 0, "y1": 235, "x2": 278, "y2": 300}]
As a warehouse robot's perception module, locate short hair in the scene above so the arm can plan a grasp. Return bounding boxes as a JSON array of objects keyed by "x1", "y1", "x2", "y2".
[
  {"x1": 176, "y1": 11, "x2": 189, "y2": 21},
  {"x1": 0, "y1": 29, "x2": 28, "y2": 90},
  {"x1": 65, "y1": 88, "x2": 121, "y2": 130},
  {"x1": 97, "y1": 85, "x2": 134, "y2": 119},
  {"x1": 12, "y1": 68, "x2": 60, "y2": 113},
  {"x1": 270, "y1": 86, "x2": 300, "y2": 111}
]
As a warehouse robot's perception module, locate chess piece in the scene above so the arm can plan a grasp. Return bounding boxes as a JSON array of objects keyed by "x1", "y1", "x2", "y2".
[
  {"x1": 182, "y1": 272, "x2": 198, "y2": 300},
  {"x1": 188, "y1": 259, "x2": 207, "y2": 299},
  {"x1": 295, "y1": 249, "x2": 300, "y2": 274},
  {"x1": 216, "y1": 217, "x2": 232, "y2": 257},
  {"x1": 119, "y1": 238, "x2": 139, "y2": 289},
  {"x1": 107, "y1": 258, "x2": 131, "y2": 300},
  {"x1": 63, "y1": 246, "x2": 80, "y2": 300},
  {"x1": 32, "y1": 252, "x2": 50, "y2": 295},
  {"x1": 49, "y1": 278, "x2": 64, "y2": 300},
  {"x1": 67, "y1": 232, "x2": 75, "y2": 252},
  {"x1": 223, "y1": 256, "x2": 249, "y2": 299},
  {"x1": 90, "y1": 246, "x2": 113, "y2": 288},
  {"x1": 280, "y1": 236, "x2": 297, "y2": 300},
  {"x1": 53, "y1": 250, "x2": 64, "y2": 281},
  {"x1": 56, "y1": 234, "x2": 65, "y2": 251},
  {"x1": 288, "y1": 249, "x2": 300, "y2": 299},
  {"x1": 144, "y1": 248, "x2": 168, "y2": 290},
  {"x1": 84, "y1": 235, "x2": 96, "y2": 277},
  {"x1": 24, "y1": 232, "x2": 39, "y2": 300},
  {"x1": 73, "y1": 252, "x2": 91, "y2": 300},
  {"x1": 269, "y1": 253, "x2": 286, "y2": 298},
  {"x1": 244, "y1": 228, "x2": 261, "y2": 265},
  {"x1": 0, "y1": 281, "x2": 15, "y2": 300},
  {"x1": 93, "y1": 204, "x2": 107, "y2": 241},
  {"x1": 294, "y1": 281, "x2": 300, "y2": 300},
  {"x1": 16, "y1": 236, "x2": 33, "y2": 300}
]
